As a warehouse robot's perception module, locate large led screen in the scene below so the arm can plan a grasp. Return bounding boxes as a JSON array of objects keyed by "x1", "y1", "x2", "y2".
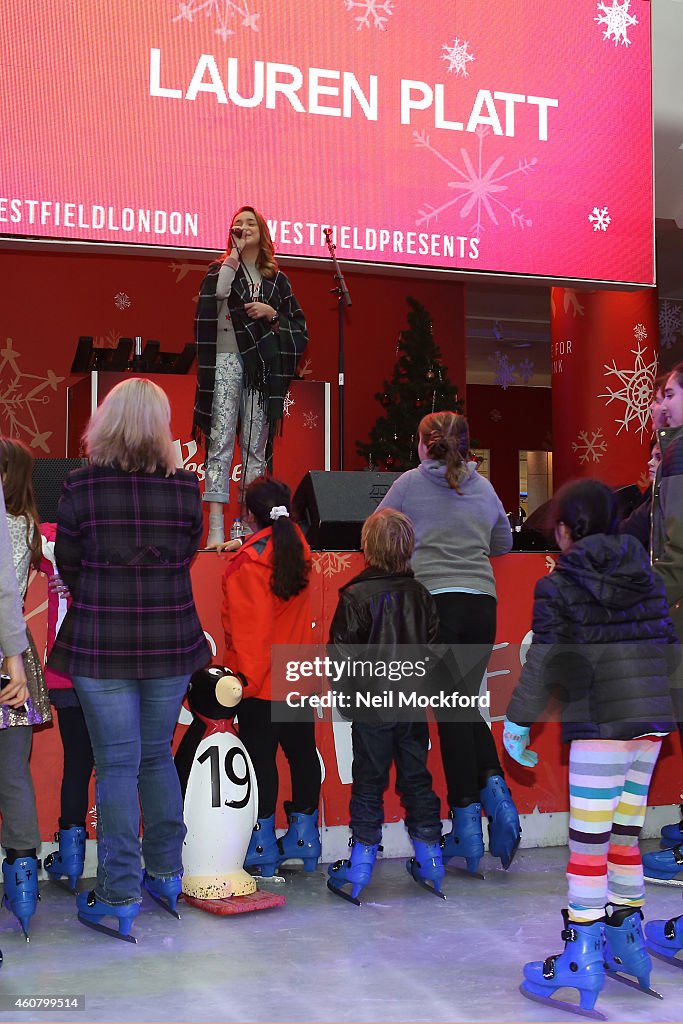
[{"x1": 1, "y1": 0, "x2": 654, "y2": 284}]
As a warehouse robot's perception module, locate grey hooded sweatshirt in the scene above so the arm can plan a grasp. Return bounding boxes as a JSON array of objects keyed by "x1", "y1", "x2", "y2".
[{"x1": 377, "y1": 460, "x2": 513, "y2": 597}]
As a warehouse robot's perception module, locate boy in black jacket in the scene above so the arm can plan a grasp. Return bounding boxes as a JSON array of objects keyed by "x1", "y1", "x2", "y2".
[{"x1": 326, "y1": 508, "x2": 444, "y2": 904}]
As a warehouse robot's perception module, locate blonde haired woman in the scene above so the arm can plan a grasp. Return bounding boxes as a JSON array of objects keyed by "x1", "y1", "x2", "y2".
[
  {"x1": 378, "y1": 411, "x2": 520, "y2": 874},
  {"x1": 49, "y1": 378, "x2": 210, "y2": 941},
  {"x1": 192, "y1": 205, "x2": 308, "y2": 547}
]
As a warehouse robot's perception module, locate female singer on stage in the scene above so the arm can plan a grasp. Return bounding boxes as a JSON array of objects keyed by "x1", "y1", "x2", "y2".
[
  {"x1": 377, "y1": 411, "x2": 521, "y2": 875},
  {"x1": 49, "y1": 378, "x2": 210, "y2": 941},
  {"x1": 192, "y1": 206, "x2": 308, "y2": 548}
]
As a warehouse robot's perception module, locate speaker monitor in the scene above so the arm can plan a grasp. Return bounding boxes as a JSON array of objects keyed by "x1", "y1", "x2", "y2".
[
  {"x1": 32, "y1": 459, "x2": 88, "y2": 523},
  {"x1": 293, "y1": 471, "x2": 403, "y2": 550},
  {"x1": 70, "y1": 336, "x2": 95, "y2": 374}
]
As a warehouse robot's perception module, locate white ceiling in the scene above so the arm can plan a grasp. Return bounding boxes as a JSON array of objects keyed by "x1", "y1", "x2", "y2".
[{"x1": 466, "y1": 0, "x2": 683, "y2": 387}]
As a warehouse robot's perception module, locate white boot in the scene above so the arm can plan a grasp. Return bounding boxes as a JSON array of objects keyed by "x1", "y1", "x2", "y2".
[{"x1": 206, "y1": 510, "x2": 225, "y2": 548}]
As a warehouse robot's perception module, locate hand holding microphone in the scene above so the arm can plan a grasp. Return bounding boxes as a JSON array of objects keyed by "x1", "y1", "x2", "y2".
[{"x1": 231, "y1": 225, "x2": 245, "y2": 256}]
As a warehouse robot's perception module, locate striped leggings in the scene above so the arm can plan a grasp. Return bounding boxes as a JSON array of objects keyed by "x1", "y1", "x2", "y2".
[{"x1": 567, "y1": 737, "x2": 662, "y2": 924}]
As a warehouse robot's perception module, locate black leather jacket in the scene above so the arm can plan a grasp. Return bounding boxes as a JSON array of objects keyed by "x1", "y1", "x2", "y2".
[{"x1": 329, "y1": 567, "x2": 440, "y2": 648}]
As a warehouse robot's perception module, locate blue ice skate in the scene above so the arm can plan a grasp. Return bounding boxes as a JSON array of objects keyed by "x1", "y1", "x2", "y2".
[
  {"x1": 645, "y1": 896, "x2": 683, "y2": 970},
  {"x1": 143, "y1": 871, "x2": 182, "y2": 919},
  {"x1": 442, "y1": 803, "x2": 485, "y2": 876},
  {"x1": 480, "y1": 775, "x2": 521, "y2": 870},
  {"x1": 603, "y1": 906, "x2": 661, "y2": 998},
  {"x1": 244, "y1": 815, "x2": 281, "y2": 877},
  {"x1": 277, "y1": 804, "x2": 321, "y2": 872},
  {"x1": 76, "y1": 890, "x2": 139, "y2": 943},
  {"x1": 2, "y1": 856, "x2": 39, "y2": 941},
  {"x1": 660, "y1": 819, "x2": 683, "y2": 849},
  {"x1": 643, "y1": 844, "x2": 683, "y2": 885},
  {"x1": 327, "y1": 839, "x2": 380, "y2": 905},
  {"x1": 406, "y1": 838, "x2": 446, "y2": 899},
  {"x1": 44, "y1": 826, "x2": 87, "y2": 892},
  {"x1": 520, "y1": 911, "x2": 606, "y2": 1021}
]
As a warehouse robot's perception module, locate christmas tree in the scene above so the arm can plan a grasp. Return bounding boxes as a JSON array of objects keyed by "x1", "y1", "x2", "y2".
[{"x1": 357, "y1": 297, "x2": 464, "y2": 470}]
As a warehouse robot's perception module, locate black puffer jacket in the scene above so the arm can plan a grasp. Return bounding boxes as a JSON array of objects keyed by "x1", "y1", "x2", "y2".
[{"x1": 506, "y1": 533, "x2": 677, "y2": 742}]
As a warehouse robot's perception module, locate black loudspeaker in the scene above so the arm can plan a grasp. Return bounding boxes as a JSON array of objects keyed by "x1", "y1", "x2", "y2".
[
  {"x1": 70, "y1": 336, "x2": 95, "y2": 373},
  {"x1": 293, "y1": 471, "x2": 403, "y2": 550},
  {"x1": 32, "y1": 459, "x2": 87, "y2": 523}
]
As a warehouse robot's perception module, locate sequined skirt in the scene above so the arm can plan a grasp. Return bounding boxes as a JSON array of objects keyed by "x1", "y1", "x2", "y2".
[{"x1": 1, "y1": 626, "x2": 52, "y2": 729}]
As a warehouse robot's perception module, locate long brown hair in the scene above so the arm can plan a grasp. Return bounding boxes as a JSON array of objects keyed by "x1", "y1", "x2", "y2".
[
  {"x1": 225, "y1": 205, "x2": 278, "y2": 279},
  {"x1": 418, "y1": 411, "x2": 469, "y2": 490},
  {"x1": 0, "y1": 437, "x2": 42, "y2": 567}
]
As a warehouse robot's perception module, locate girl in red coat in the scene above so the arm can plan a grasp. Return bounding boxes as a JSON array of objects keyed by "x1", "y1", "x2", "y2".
[{"x1": 221, "y1": 477, "x2": 321, "y2": 875}]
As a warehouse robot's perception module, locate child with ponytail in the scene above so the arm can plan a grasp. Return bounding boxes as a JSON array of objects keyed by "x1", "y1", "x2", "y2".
[
  {"x1": 377, "y1": 411, "x2": 519, "y2": 875},
  {"x1": 221, "y1": 477, "x2": 321, "y2": 876}
]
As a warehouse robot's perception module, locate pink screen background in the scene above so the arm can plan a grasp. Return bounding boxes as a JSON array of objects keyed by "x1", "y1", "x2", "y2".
[{"x1": 1, "y1": 0, "x2": 653, "y2": 284}]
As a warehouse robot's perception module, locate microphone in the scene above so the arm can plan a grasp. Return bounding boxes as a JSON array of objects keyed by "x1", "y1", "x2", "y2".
[{"x1": 231, "y1": 226, "x2": 243, "y2": 240}]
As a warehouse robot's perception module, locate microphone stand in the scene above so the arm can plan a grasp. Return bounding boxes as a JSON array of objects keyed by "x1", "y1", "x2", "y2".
[{"x1": 323, "y1": 228, "x2": 352, "y2": 470}]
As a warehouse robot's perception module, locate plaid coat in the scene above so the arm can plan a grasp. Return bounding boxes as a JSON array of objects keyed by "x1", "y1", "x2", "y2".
[{"x1": 48, "y1": 465, "x2": 211, "y2": 680}]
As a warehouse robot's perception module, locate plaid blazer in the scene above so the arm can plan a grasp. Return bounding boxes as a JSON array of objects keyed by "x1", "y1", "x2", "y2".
[{"x1": 48, "y1": 465, "x2": 211, "y2": 680}]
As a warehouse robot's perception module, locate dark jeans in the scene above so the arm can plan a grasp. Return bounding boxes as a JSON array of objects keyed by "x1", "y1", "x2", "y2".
[
  {"x1": 433, "y1": 591, "x2": 503, "y2": 806},
  {"x1": 349, "y1": 720, "x2": 442, "y2": 846},
  {"x1": 55, "y1": 705, "x2": 94, "y2": 826},
  {"x1": 236, "y1": 698, "x2": 321, "y2": 818}
]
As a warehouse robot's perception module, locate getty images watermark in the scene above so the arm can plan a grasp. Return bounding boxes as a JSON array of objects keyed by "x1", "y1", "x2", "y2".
[{"x1": 270, "y1": 645, "x2": 492, "y2": 723}]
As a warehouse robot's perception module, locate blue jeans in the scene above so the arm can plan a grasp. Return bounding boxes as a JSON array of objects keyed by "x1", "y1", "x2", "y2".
[{"x1": 72, "y1": 675, "x2": 189, "y2": 906}]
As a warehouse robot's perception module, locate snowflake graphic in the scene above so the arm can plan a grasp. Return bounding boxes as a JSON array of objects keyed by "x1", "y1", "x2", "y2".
[
  {"x1": 490, "y1": 408, "x2": 502, "y2": 422},
  {"x1": 114, "y1": 291, "x2": 131, "y2": 311},
  {"x1": 0, "y1": 338, "x2": 64, "y2": 452},
  {"x1": 344, "y1": 0, "x2": 394, "y2": 30},
  {"x1": 490, "y1": 351, "x2": 517, "y2": 390},
  {"x1": 633, "y1": 323, "x2": 648, "y2": 342},
  {"x1": 441, "y1": 38, "x2": 475, "y2": 78},
  {"x1": 313, "y1": 552, "x2": 354, "y2": 578},
  {"x1": 298, "y1": 357, "x2": 313, "y2": 377},
  {"x1": 571, "y1": 428, "x2": 608, "y2": 465},
  {"x1": 595, "y1": 0, "x2": 638, "y2": 47},
  {"x1": 588, "y1": 206, "x2": 611, "y2": 232},
  {"x1": 303, "y1": 411, "x2": 318, "y2": 430},
  {"x1": 545, "y1": 555, "x2": 557, "y2": 574},
  {"x1": 283, "y1": 390, "x2": 295, "y2": 417},
  {"x1": 659, "y1": 300, "x2": 683, "y2": 350},
  {"x1": 172, "y1": 0, "x2": 260, "y2": 39},
  {"x1": 415, "y1": 126, "x2": 537, "y2": 235},
  {"x1": 518, "y1": 358, "x2": 535, "y2": 384},
  {"x1": 600, "y1": 343, "x2": 658, "y2": 438},
  {"x1": 88, "y1": 805, "x2": 98, "y2": 829}
]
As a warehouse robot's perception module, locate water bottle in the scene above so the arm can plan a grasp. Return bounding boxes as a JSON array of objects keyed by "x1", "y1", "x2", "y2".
[
  {"x1": 230, "y1": 518, "x2": 244, "y2": 542},
  {"x1": 132, "y1": 336, "x2": 143, "y2": 371}
]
